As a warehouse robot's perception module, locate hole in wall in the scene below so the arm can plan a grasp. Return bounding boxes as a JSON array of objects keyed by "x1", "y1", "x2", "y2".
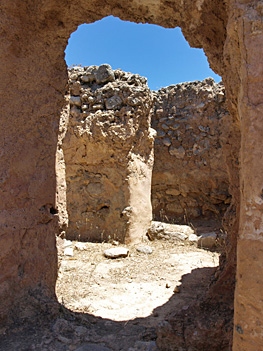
[
  {"x1": 65, "y1": 16, "x2": 221, "y2": 91},
  {"x1": 55, "y1": 16, "x2": 227, "y2": 339},
  {"x1": 50, "y1": 206, "x2": 58, "y2": 215},
  {"x1": 63, "y1": 15, "x2": 226, "y2": 231}
]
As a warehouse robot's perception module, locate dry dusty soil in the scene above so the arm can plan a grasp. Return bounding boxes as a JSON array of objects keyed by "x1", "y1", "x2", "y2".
[{"x1": 0, "y1": 232, "x2": 220, "y2": 351}]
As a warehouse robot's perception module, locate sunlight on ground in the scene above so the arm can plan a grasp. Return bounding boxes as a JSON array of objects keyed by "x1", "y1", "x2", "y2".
[{"x1": 56, "y1": 241, "x2": 219, "y2": 321}]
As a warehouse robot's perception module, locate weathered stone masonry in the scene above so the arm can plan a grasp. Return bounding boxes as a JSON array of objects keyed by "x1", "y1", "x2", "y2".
[
  {"x1": 151, "y1": 79, "x2": 231, "y2": 224},
  {"x1": 61, "y1": 65, "x2": 155, "y2": 243},
  {"x1": 61, "y1": 68, "x2": 232, "y2": 244}
]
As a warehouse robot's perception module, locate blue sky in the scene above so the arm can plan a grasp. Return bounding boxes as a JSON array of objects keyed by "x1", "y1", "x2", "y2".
[{"x1": 65, "y1": 16, "x2": 221, "y2": 91}]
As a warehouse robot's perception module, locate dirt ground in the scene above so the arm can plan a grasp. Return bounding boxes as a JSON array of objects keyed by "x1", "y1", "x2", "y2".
[
  {"x1": 56, "y1": 239, "x2": 219, "y2": 321},
  {"x1": 0, "y1": 228, "x2": 220, "y2": 351}
]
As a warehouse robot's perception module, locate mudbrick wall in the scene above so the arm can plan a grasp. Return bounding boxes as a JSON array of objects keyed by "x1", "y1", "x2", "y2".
[
  {"x1": 60, "y1": 65, "x2": 155, "y2": 243},
  {"x1": 151, "y1": 79, "x2": 231, "y2": 224},
  {"x1": 1, "y1": 1, "x2": 262, "y2": 350}
]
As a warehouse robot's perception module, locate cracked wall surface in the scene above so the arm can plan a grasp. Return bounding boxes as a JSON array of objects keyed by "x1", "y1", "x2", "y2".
[{"x1": 0, "y1": 1, "x2": 262, "y2": 350}]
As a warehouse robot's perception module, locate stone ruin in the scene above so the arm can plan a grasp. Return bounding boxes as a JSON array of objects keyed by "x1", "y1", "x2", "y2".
[
  {"x1": 2, "y1": 1, "x2": 263, "y2": 349},
  {"x1": 58, "y1": 65, "x2": 231, "y2": 243},
  {"x1": 58, "y1": 64, "x2": 155, "y2": 243},
  {"x1": 151, "y1": 79, "x2": 231, "y2": 223}
]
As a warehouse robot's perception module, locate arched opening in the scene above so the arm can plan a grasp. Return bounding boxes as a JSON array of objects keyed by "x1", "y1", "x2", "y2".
[
  {"x1": 59, "y1": 16, "x2": 227, "y2": 242},
  {"x1": 1, "y1": 1, "x2": 244, "y2": 349},
  {"x1": 54, "y1": 16, "x2": 230, "y2": 349},
  {"x1": 65, "y1": 16, "x2": 221, "y2": 90}
]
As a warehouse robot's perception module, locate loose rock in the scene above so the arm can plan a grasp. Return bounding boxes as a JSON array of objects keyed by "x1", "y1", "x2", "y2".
[
  {"x1": 197, "y1": 232, "x2": 217, "y2": 249},
  {"x1": 104, "y1": 247, "x2": 129, "y2": 259},
  {"x1": 173, "y1": 286, "x2": 180, "y2": 293},
  {"x1": 136, "y1": 245, "x2": 153, "y2": 254},
  {"x1": 75, "y1": 242, "x2": 87, "y2": 251},
  {"x1": 188, "y1": 233, "x2": 199, "y2": 243},
  {"x1": 64, "y1": 247, "x2": 74, "y2": 256},
  {"x1": 63, "y1": 239, "x2": 72, "y2": 248},
  {"x1": 147, "y1": 221, "x2": 194, "y2": 241}
]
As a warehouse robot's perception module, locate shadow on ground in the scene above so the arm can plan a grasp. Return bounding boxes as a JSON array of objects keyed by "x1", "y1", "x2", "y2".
[{"x1": 0, "y1": 264, "x2": 233, "y2": 351}]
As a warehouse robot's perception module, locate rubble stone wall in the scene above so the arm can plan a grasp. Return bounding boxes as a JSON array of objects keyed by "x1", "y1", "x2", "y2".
[
  {"x1": 62, "y1": 65, "x2": 155, "y2": 243},
  {"x1": 151, "y1": 79, "x2": 231, "y2": 223},
  {"x1": 62, "y1": 71, "x2": 232, "y2": 240}
]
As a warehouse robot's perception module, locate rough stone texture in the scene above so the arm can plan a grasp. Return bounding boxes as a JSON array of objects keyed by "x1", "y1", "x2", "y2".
[
  {"x1": 0, "y1": 1, "x2": 261, "y2": 350},
  {"x1": 229, "y1": 3, "x2": 263, "y2": 351},
  {"x1": 61, "y1": 71, "x2": 231, "y2": 243},
  {"x1": 62, "y1": 65, "x2": 154, "y2": 243},
  {"x1": 136, "y1": 245, "x2": 153, "y2": 254},
  {"x1": 151, "y1": 79, "x2": 232, "y2": 223},
  {"x1": 128, "y1": 341, "x2": 158, "y2": 351},
  {"x1": 147, "y1": 221, "x2": 194, "y2": 241},
  {"x1": 197, "y1": 232, "x2": 218, "y2": 250},
  {"x1": 104, "y1": 247, "x2": 129, "y2": 259}
]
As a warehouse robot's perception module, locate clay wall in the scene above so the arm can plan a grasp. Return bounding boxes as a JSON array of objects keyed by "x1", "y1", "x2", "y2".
[
  {"x1": 151, "y1": 79, "x2": 231, "y2": 224},
  {"x1": 61, "y1": 65, "x2": 154, "y2": 243},
  {"x1": 1, "y1": 1, "x2": 262, "y2": 350}
]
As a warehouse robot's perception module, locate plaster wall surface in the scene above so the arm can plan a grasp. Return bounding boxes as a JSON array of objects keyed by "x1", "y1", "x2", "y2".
[
  {"x1": 62, "y1": 65, "x2": 154, "y2": 243},
  {"x1": 0, "y1": 1, "x2": 261, "y2": 350}
]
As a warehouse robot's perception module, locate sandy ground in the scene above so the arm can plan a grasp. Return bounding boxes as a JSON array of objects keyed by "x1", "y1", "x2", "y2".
[
  {"x1": 0, "y1": 235, "x2": 220, "y2": 351},
  {"x1": 56, "y1": 240, "x2": 219, "y2": 322}
]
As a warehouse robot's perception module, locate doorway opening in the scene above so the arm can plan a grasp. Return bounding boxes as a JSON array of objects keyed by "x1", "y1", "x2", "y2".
[
  {"x1": 65, "y1": 16, "x2": 221, "y2": 91},
  {"x1": 55, "y1": 16, "x2": 228, "y2": 349},
  {"x1": 61, "y1": 15, "x2": 227, "y2": 240}
]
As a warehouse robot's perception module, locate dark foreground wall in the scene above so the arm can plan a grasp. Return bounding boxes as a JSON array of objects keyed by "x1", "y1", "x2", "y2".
[{"x1": 1, "y1": 1, "x2": 262, "y2": 350}]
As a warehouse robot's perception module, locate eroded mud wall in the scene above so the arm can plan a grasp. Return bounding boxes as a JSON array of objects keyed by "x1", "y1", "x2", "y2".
[
  {"x1": 2, "y1": 0, "x2": 260, "y2": 350},
  {"x1": 0, "y1": 1, "x2": 70, "y2": 325},
  {"x1": 62, "y1": 65, "x2": 154, "y2": 243},
  {"x1": 152, "y1": 79, "x2": 231, "y2": 224},
  {"x1": 228, "y1": 3, "x2": 263, "y2": 351}
]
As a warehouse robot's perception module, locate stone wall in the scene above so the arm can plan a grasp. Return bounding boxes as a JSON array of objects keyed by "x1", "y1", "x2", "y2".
[
  {"x1": 61, "y1": 65, "x2": 155, "y2": 243},
  {"x1": 151, "y1": 79, "x2": 231, "y2": 224},
  {"x1": 61, "y1": 69, "x2": 231, "y2": 242}
]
